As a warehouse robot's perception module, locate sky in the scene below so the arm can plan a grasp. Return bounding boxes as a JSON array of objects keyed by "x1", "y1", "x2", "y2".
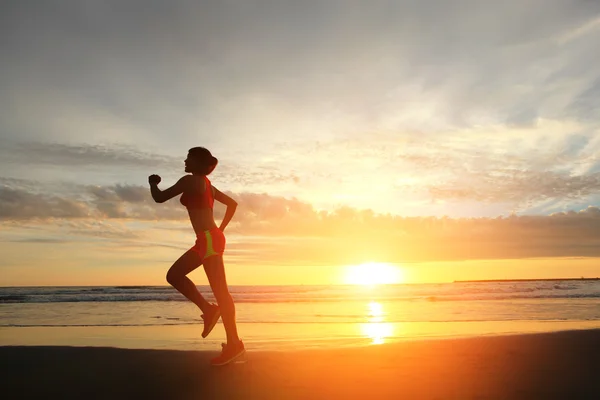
[{"x1": 2, "y1": 0, "x2": 600, "y2": 286}]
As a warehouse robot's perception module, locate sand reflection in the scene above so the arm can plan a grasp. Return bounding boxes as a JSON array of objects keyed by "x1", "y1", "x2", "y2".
[{"x1": 360, "y1": 301, "x2": 394, "y2": 344}]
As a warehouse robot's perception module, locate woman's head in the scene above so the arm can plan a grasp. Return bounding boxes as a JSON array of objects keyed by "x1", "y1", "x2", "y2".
[{"x1": 185, "y1": 147, "x2": 218, "y2": 175}]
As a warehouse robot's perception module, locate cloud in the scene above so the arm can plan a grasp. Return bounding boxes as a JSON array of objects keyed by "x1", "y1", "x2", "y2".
[
  {"x1": 0, "y1": 186, "x2": 91, "y2": 219},
  {"x1": 0, "y1": 141, "x2": 301, "y2": 195},
  {"x1": 4, "y1": 121, "x2": 600, "y2": 223},
  {"x1": 87, "y1": 184, "x2": 188, "y2": 220},
  {"x1": 428, "y1": 170, "x2": 600, "y2": 205},
  {"x1": 4, "y1": 178, "x2": 600, "y2": 261},
  {"x1": 2, "y1": 1, "x2": 600, "y2": 219},
  {"x1": 557, "y1": 15, "x2": 600, "y2": 45},
  {"x1": 3, "y1": 0, "x2": 600, "y2": 139},
  {"x1": 568, "y1": 76, "x2": 600, "y2": 122},
  {"x1": 0, "y1": 141, "x2": 180, "y2": 170},
  {"x1": 0, "y1": 181, "x2": 184, "y2": 221},
  {"x1": 223, "y1": 204, "x2": 600, "y2": 264},
  {"x1": 2, "y1": 238, "x2": 69, "y2": 244}
]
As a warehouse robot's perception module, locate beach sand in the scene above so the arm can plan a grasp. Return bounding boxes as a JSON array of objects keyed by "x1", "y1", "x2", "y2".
[{"x1": 2, "y1": 329, "x2": 599, "y2": 400}]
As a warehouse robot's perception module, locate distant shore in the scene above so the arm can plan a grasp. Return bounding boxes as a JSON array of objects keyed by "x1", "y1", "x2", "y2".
[
  {"x1": 455, "y1": 277, "x2": 600, "y2": 283},
  {"x1": 2, "y1": 329, "x2": 599, "y2": 399}
]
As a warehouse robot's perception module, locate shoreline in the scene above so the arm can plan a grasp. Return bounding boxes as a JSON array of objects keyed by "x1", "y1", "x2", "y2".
[
  {"x1": 2, "y1": 320, "x2": 599, "y2": 351},
  {"x1": 3, "y1": 329, "x2": 600, "y2": 399}
]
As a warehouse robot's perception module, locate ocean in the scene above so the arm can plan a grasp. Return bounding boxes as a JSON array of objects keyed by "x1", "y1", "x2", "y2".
[{"x1": 1, "y1": 280, "x2": 600, "y2": 350}]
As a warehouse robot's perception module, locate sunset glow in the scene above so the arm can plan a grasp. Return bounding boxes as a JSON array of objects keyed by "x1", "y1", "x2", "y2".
[
  {"x1": 2, "y1": 4, "x2": 600, "y2": 399},
  {"x1": 2, "y1": 1, "x2": 600, "y2": 287},
  {"x1": 344, "y1": 263, "x2": 404, "y2": 285},
  {"x1": 361, "y1": 302, "x2": 394, "y2": 344}
]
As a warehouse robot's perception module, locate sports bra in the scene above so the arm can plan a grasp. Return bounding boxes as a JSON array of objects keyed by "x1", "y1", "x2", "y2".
[{"x1": 180, "y1": 176, "x2": 214, "y2": 209}]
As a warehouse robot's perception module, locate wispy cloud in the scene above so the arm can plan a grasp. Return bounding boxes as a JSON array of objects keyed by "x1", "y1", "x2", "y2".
[
  {"x1": 557, "y1": 15, "x2": 600, "y2": 45},
  {"x1": 2, "y1": 0, "x2": 600, "y2": 219},
  {"x1": 428, "y1": 171, "x2": 600, "y2": 205},
  {"x1": 0, "y1": 142, "x2": 180, "y2": 169},
  {"x1": 1, "y1": 237, "x2": 69, "y2": 244},
  {"x1": 0, "y1": 186, "x2": 90, "y2": 219},
  {"x1": 4, "y1": 179, "x2": 600, "y2": 262}
]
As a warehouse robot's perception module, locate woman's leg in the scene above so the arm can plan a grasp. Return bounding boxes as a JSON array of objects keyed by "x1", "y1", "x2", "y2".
[
  {"x1": 203, "y1": 255, "x2": 240, "y2": 345},
  {"x1": 166, "y1": 249, "x2": 211, "y2": 313}
]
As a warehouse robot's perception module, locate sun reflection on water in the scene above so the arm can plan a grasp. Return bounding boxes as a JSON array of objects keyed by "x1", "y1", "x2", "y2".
[{"x1": 360, "y1": 301, "x2": 395, "y2": 344}]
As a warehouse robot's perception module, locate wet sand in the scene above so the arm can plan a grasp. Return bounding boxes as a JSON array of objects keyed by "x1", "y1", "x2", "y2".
[{"x1": 2, "y1": 329, "x2": 599, "y2": 400}]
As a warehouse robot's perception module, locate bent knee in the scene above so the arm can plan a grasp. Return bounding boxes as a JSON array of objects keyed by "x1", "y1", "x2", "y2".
[{"x1": 166, "y1": 270, "x2": 181, "y2": 285}]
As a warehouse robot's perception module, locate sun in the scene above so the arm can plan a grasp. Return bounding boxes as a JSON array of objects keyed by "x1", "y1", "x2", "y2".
[{"x1": 344, "y1": 262, "x2": 404, "y2": 285}]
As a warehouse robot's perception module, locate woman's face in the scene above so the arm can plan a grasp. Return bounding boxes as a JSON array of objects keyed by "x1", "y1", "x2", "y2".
[{"x1": 184, "y1": 154, "x2": 197, "y2": 173}]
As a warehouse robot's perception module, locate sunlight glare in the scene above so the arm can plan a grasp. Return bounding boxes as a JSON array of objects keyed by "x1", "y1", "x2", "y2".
[
  {"x1": 368, "y1": 301, "x2": 383, "y2": 319},
  {"x1": 360, "y1": 301, "x2": 394, "y2": 344},
  {"x1": 361, "y1": 322, "x2": 395, "y2": 345},
  {"x1": 344, "y1": 262, "x2": 403, "y2": 285}
]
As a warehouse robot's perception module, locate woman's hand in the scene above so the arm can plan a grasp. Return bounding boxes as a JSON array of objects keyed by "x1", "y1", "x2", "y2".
[{"x1": 148, "y1": 174, "x2": 162, "y2": 185}]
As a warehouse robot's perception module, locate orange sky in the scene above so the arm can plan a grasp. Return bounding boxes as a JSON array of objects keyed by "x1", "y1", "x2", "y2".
[
  {"x1": 2, "y1": 207, "x2": 600, "y2": 286},
  {"x1": 2, "y1": 2, "x2": 600, "y2": 286}
]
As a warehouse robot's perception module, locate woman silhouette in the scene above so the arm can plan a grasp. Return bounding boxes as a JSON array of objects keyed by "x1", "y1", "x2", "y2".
[{"x1": 148, "y1": 147, "x2": 244, "y2": 365}]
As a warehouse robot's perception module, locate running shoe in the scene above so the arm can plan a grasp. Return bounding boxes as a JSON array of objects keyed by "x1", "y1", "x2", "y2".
[
  {"x1": 201, "y1": 304, "x2": 221, "y2": 338},
  {"x1": 210, "y1": 340, "x2": 246, "y2": 366}
]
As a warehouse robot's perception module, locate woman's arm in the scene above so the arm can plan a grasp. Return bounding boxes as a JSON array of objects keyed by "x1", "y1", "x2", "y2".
[
  {"x1": 213, "y1": 187, "x2": 238, "y2": 231},
  {"x1": 149, "y1": 175, "x2": 190, "y2": 203}
]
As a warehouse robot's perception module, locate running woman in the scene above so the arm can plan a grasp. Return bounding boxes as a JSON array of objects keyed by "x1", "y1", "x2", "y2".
[{"x1": 148, "y1": 147, "x2": 244, "y2": 365}]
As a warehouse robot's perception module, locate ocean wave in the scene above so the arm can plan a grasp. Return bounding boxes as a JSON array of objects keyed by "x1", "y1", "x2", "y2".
[
  {"x1": 2, "y1": 281, "x2": 599, "y2": 304},
  {"x1": 2, "y1": 292, "x2": 600, "y2": 304},
  {"x1": 0, "y1": 295, "x2": 28, "y2": 303}
]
